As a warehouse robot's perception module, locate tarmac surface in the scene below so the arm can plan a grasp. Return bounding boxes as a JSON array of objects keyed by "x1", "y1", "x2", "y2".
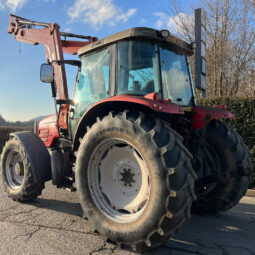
[{"x1": 0, "y1": 181, "x2": 254, "y2": 255}]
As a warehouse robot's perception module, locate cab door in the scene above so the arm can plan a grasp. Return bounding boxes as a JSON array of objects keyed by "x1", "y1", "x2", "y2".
[{"x1": 69, "y1": 47, "x2": 112, "y2": 139}]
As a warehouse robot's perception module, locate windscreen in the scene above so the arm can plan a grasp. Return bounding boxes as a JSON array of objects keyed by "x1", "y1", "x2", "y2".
[
  {"x1": 117, "y1": 40, "x2": 161, "y2": 96},
  {"x1": 117, "y1": 40, "x2": 193, "y2": 106}
]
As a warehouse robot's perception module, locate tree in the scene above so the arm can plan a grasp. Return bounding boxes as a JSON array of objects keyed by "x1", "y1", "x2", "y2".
[
  {"x1": 164, "y1": 0, "x2": 255, "y2": 97},
  {"x1": 0, "y1": 115, "x2": 6, "y2": 126}
]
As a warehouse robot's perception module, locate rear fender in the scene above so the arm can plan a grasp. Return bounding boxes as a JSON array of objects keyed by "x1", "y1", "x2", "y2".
[
  {"x1": 72, "y1": 94, "x2": 184, "y2": 151},
  {"x1": 10, "y1": 131, "x2": 51, "y2": 185},
  {"x1": 192, "y1": 105, "x2": 234, "y2": 130}
]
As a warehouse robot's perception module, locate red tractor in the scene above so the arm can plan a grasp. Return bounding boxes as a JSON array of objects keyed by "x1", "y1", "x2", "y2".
[{"x1": 1, "y1": 13, "x2": 252, "y2": 252}]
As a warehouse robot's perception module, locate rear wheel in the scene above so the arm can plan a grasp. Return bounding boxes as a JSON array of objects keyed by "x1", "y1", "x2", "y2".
[
  {"x1": 0, "y1": 137, "x2": 44, "y2": 202},
  {"x1": 76, "y1": 111, "x2": 197, "y2": 251},
  {"x1": 193, "y1": 120, "x2": 253, "y2": 213}
]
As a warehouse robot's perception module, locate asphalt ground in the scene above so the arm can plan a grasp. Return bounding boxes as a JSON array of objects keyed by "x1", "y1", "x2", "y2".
[{"x1": 0, "y1": 181, "x2": 254, "y2": 255}]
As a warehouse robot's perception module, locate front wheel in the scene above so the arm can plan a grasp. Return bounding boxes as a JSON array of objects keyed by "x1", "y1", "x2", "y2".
[
  {"x1": 0, "y1": 137, "x2": 44, "y2": 202},
  {"x1": 76, "y1": 111, "x2": 197, "y2": 251}
]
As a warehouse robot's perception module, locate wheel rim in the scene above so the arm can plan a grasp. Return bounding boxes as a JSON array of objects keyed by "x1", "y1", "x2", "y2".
[
  {"x1": 4, "y1": 150, "x2": 24, "y2": 189},
  {"x1": 87, "y1": 138, "x2": 150, "y2": 223}
]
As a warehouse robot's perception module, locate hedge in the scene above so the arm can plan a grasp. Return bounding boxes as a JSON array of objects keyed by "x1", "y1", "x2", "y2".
[
  {"x1": 0, "y1": 126, "x2": 33, "y2": 154},
  {"x1": 197, "y1": 97, "x2": 255, "y2": 188}
]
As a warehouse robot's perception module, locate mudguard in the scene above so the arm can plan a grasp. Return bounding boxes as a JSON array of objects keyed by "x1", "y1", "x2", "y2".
[
  {"x1": 191, "y1": 105, "x2": 235, "y2": 130},
  {"x1": 10, "y1": 131, "x2": 51, "y2": 185},
  {"x1": 72, "y1": 93, "x2": 185, "y2": 150}
]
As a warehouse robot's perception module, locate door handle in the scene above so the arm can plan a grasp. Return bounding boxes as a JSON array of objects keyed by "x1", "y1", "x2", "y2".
[{"x1": 69, "y1": 108, "x2": 75, "y2": 120}]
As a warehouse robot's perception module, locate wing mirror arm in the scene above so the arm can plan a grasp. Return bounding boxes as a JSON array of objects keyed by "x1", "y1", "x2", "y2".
[
  {"x1": 56, "y1": 99, "x2": 74, "y2": 105},
  {"x1": 51, "y1": 59, "x2": 81, "y2": 67}
]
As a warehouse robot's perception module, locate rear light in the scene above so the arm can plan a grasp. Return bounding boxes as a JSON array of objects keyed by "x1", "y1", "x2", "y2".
[
  {"x1": 144, "y1": 92, "x2": 162, "y2": 101},
  {"x1": 154, "y1": 92, "x2": 162, "y2": 101}
]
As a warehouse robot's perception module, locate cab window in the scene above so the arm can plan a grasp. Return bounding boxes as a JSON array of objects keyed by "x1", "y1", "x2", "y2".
[{"x1": 73, "y1": 48, "x2": 110, "y2": 117}]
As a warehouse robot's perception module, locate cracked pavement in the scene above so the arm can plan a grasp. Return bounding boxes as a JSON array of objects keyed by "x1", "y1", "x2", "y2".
[{"x1": 0, "y1": 182, "x2": 254, "y2": 255}]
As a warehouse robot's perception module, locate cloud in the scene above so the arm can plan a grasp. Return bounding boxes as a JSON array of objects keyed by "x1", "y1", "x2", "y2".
[
  {"x1": 67, "y1": 0, "x2": 137, "y2": 29},
  {"x1": 0, "y1": 0, "x2": 28, "y2": 12},
  {"x1": 7, "y1": 0, "x2": 28, "y2": 12},
  {"x1": 0, "y1": 2, "x2": 4, "y2": 10},
  {"x1": 154, "y1": 12, "x2": 194, "y2": 36},
  {"x1": 116, "y1": 8, "x2": 136, "y2": 23},
  {"x1": 0, "y1": 0, "x2": 55, "y2": 12}
]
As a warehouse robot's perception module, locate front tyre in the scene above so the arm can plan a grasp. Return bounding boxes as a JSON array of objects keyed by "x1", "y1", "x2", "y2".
[
  {"x1": 76, "y1": 112, "x2": 197, "y2": 251},
  {"x1": 0, "y1": 137, "x2": 44, "y2": 202}
]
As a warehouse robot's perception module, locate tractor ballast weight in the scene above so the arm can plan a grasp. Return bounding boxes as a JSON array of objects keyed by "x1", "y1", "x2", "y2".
[{"x1": 1, "y1": 12, "x2": 252, "y2": 252}]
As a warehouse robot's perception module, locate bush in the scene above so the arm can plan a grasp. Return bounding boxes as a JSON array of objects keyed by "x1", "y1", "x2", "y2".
[{"x1": 197, "y1": 97, "x2": 255, "y2": 188}]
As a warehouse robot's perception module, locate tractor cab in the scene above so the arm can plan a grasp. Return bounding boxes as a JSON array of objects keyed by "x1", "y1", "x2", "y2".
[
  {"x1": 70, "y1": 27, "x2": 195, "y2": 135},
  {"x1": 74, "y1": 27, "x2": 195, "y2": 108}
]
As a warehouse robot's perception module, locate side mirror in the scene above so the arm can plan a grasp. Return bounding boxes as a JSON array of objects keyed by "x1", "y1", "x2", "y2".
[{"x1": 40, "y1": 63, "x2": 54, "y2": 83}]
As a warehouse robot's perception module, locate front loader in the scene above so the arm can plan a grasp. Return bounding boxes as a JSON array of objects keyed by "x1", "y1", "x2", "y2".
[{"x1": 1, "y1": 12, "x2": 253, "y2": 252}]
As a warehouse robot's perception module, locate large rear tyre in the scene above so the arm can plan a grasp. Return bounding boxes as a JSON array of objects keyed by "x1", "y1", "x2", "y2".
[
  {"x1": 76, "y1": 111, "x2": 197, "y2": 251},
  {"x1": 0, "y1": 137, "x2": 44, "y2": 202},
  {"x1": 193, "y1": 120, "x2": 253, "y2": 213}
]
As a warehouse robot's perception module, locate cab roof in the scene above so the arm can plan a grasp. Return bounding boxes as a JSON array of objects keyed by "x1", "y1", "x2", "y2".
[{"x1": 78, "y1": 27, "x2": 193, "y2": 56}]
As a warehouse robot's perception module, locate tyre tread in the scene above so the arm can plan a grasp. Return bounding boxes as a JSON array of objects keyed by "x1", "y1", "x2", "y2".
[{"x1": 77, "y1": 111, "x2": 197, "y2": 251}]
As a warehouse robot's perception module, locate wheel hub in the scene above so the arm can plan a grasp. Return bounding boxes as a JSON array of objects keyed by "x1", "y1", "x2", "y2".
[
  {"x1": 14, "y1": 162, "x2": 24, "y2": 176},
  {"x1": 120, "y1": 168, "x2": 135, "y2": 186}
]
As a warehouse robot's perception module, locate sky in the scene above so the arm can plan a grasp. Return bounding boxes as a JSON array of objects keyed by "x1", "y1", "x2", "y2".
[{"x1": 0, "y1": 0, "x2": 192, "y2": 121}]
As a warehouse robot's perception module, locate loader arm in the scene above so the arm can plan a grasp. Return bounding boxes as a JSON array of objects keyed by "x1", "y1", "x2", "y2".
[{"x1": 7, "y1": 14, "x2": 97, "y2": 130}]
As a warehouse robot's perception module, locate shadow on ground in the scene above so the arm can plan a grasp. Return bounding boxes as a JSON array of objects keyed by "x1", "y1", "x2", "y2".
[
  {"x1": 28, "y1": 198, "x2": 83, "y2": 217},
  {"x1": 146, "y1": 201, "x2": 255, "y2": 255},
  {"x1": 27, "y1": 193, "x2": 255, "y2": 255}
]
